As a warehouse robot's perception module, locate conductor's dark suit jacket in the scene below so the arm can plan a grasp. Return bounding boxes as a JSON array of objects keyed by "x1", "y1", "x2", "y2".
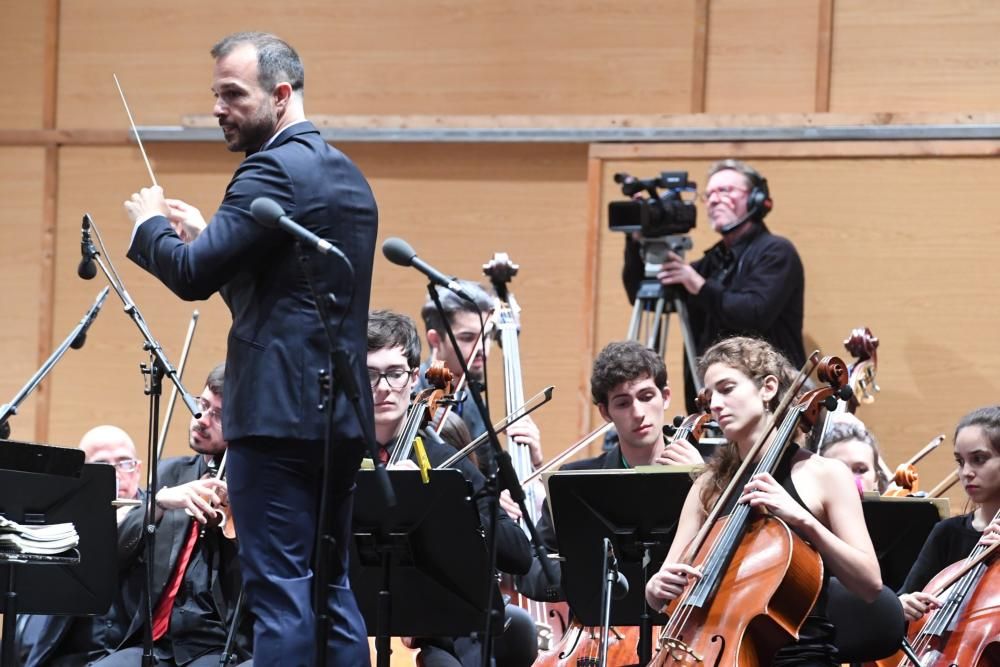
[{"x1": 127, "y1": 121, "x2": 378, "y2": 444}]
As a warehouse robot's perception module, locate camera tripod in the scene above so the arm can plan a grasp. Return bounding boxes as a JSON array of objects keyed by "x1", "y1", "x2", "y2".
[{"x1": 626, "y1": 277, "x2": 703, "y2": 396}]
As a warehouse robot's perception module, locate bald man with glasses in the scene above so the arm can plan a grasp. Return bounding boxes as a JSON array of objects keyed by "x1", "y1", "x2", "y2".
[{"x1": 19, "y1": 427, "x2": 143, "y2": 665}]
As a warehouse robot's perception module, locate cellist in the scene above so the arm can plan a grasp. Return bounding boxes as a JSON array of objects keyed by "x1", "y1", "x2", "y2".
[
  {"x1": 644, "y1": 336, "x2": 882, "y2": 665},
  {"x1": 817, "y1": 415, "x2": 890, "y2": 494},
  {"x1": 897, "y1": 405, "x2": 1000, "y2": 621}
]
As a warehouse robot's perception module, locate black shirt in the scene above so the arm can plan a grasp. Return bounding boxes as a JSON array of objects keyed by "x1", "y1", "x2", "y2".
[
  {"x1": 623, "y1": 223, "x2": 806, "y2": 368},
  {"x1": 899, "y1": 512, "x2": 982, "y2": 595}
]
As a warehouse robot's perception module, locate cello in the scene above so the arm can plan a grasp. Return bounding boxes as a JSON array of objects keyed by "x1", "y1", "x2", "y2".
[
  {"x1": 648, "y1": 355, "x2": 852, "y2": 666},
  {"x1": 881, "y1": 509, "x2": 1000, "y2": 666}
]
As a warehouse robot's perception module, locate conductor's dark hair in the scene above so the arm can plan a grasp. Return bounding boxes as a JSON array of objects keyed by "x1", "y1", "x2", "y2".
[{"x1": 211, "y1": 31, "x2": 305, "y2": 94}]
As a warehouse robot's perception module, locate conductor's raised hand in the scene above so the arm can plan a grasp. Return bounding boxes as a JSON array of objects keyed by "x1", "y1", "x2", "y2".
[
  {"x1": 165, "y1": 198, "x2": 207, "y2": 242},
  {"x1": 123, "y1": 186, "x2": 169, "y2": 224}
]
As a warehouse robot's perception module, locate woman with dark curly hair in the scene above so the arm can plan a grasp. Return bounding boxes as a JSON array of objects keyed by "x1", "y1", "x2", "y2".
[{"x1": 644, "y1": 336, "x2": 882, "y2": 666}]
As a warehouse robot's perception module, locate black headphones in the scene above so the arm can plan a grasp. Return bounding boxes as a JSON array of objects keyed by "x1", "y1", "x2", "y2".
[{"x1": 746, "y1": 175, "x2": 773, "y2": 220}]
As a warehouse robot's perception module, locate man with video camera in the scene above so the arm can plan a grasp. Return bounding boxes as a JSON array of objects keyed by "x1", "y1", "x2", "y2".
[{"x1": 622, "y1": 159, "x2": 805, "y2": 410}]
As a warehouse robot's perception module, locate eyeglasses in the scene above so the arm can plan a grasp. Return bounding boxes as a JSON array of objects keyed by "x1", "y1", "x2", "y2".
[
  {"x1": 96, "y1": 458, "x2": 140, "y2": 472},
  {"x1": 196, "y1": 397, "x2": 223, "y2": 423},
  {"x1": 367, "y1": 368, "x2": 413, "y2": 390},
  {"x1": 700, "y1": 185, "x2": 748, "y2": 203}
]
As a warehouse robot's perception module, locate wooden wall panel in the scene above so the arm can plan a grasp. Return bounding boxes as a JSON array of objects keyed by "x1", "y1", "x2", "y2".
[
  {"x1": 50, "y1": 146, "x2": 237, "y2": 457},
  {"x1": 704, "y1": 0, "x2": 823, "y2": 112},
  {"x1": 0, "y1": 2, "x2": 46, "y2": 129},
  {"x1": 57, "y1": 0, "x2": 696, "y2": 129},
  {"x1": 336, "y1": 142, "x2": 591, "y2": 457},
  {"x1": 831, "y1": 0, "x2": 1000, "y2": 112},
  {"x1": 591, "y1": 151, "x2": 1000, "y2": 508},
  {"x1": 46, "y1": 142, "x2": 589, "y2": 471},
  {"x1": 0, "y1": 148, "x2": 46, "y2": 442}
]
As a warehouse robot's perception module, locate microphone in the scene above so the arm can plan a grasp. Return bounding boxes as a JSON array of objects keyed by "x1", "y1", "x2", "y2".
[
  {"x1": 382, "y1": 238, "x2": 477, "y2": 304},
  {"x1": 70, "y1": 286, "x2": 110, "y2": 350},
  {"x1": 719, "y1": 210, "x2": 755, "y2": 234},
  {"x1": 612, "y1": 570, "x2": 630, "y2": 600},
  {"x1": 605, "y1": 539, "x2": 630, "y2": 600},
  {"x1": 78, "y1": 214, "x2": 98, "y2": 280},
  {"x1": 249, "y1": 197, "x2": 337, "y2": 256}
]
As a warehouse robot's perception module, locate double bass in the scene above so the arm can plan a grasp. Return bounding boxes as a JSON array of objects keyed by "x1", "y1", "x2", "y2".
[
  {"x1": 483, "y1": 252, "x2": 570, "y2": 650},
  {"x1": 648, "y1": 355, "x2": 851, "y2": 666}
]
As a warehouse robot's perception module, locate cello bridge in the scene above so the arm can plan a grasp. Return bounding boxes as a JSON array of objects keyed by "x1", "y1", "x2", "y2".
[
  {"x1": 534, "y1": 622, "x2": 553, "y2": 652},
  {"x1": 660, "y1": 636, "x2": 704, "y2": 663}
]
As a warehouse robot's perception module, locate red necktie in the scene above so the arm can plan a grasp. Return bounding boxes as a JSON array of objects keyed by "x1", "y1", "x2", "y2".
[
  {"x1": 151, "y1": 520, "x2": 199, "y2": 640},
  {"x1": 378, "y1": 445, "x2": 390, "y2": 465}
]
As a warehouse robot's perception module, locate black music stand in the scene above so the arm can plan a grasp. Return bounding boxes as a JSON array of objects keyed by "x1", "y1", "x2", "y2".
[
  {"x1": 0, "y1": 440, "x2": 117, "y2": 666},
  {"x1": 861, "y1": 494, "x2": 947, "y2": 591},
  {"x1": 547, "y1": 466, "x2": 695, "y2": 665},
  {"x1": 349, "y1": 469, "x2": 503, "y2": 667}
]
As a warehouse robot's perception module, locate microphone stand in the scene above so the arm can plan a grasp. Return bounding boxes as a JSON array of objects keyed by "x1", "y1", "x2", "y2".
[
  {"x1": 424, "y1": 284, "x2": 556, "y2": 667},
  {"x1": 80, "y1": 214, "x2": 201, "y2": 667},
  {"x1": 0, "y1": 286, "x2": 110, "y2": 440},
  {"x1": 599, "y1": 538, "x2": 623, "y2": 667},
  {"x1": 292, "y1": 242, "x2": 394, "y2": 667}
]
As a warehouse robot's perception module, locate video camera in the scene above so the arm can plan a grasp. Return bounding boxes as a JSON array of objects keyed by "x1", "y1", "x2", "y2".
[
  {"x1": 609, "y1": 171, "x2": 697, "y2": 267},
  {"x1": 608, "y1": 171, "x2": 697, "y2": 237}
]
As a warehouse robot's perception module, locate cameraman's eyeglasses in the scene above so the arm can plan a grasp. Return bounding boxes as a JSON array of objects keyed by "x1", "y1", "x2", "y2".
[
  {"x1": 97, "y1": 459, "x2": 140, "y2": 472},
  {"x1": 701, "y1": 185, "x2": 748, "y2": 203},
  {"x1": 368, "y1": 368, "x2": 413, "y2": 390}
]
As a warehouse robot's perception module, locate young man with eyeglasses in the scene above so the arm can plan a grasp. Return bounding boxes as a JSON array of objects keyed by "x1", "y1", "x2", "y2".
[
  {"x1": 367, "y1": 309, "x2": 537, "y2": 667},
  {"x1": 88, "y1": 362, "x2": 253, "y2": 667},
  {"x1": 623, "y1": 159, "x2": 805, "y2": 411}
]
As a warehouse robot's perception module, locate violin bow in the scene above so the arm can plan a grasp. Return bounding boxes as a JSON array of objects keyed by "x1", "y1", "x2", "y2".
[
  {"x1": 156, "y1": 311, "x2": 199, "y2": 458},
  {"x1": 682, "y1": 351, "x2": 821, "y2": 563}
]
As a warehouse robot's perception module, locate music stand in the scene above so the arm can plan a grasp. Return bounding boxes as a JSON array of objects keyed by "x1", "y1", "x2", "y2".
[
  {"x1": 0, "y1": 440, "x2": 117, "y2": 665},
  {"x1": 349, "y1": 469, "x2": 503, "y2": 667},
  {"x1": 861, "y1": 494, "x2": 947, "y2": 591},
  {"x1": 546, "y1": 466, "x2": 695, "y2": 664}
]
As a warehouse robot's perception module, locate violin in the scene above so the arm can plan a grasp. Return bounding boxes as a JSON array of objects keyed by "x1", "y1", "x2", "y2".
[
  {"x1": 649, "y1": 355, "x2": 851, "y2": 666},
  {"x1": 190, "y1": 452, "x2": 236, "y2": 540},
  {"x1": 389, "y1": 362, "x2": 453, "y2": 470}
]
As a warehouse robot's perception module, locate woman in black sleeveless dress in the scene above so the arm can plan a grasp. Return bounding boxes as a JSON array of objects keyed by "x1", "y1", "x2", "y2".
[{"x1": 645, "y1": 336, "x2": 882, "y2": 666}]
